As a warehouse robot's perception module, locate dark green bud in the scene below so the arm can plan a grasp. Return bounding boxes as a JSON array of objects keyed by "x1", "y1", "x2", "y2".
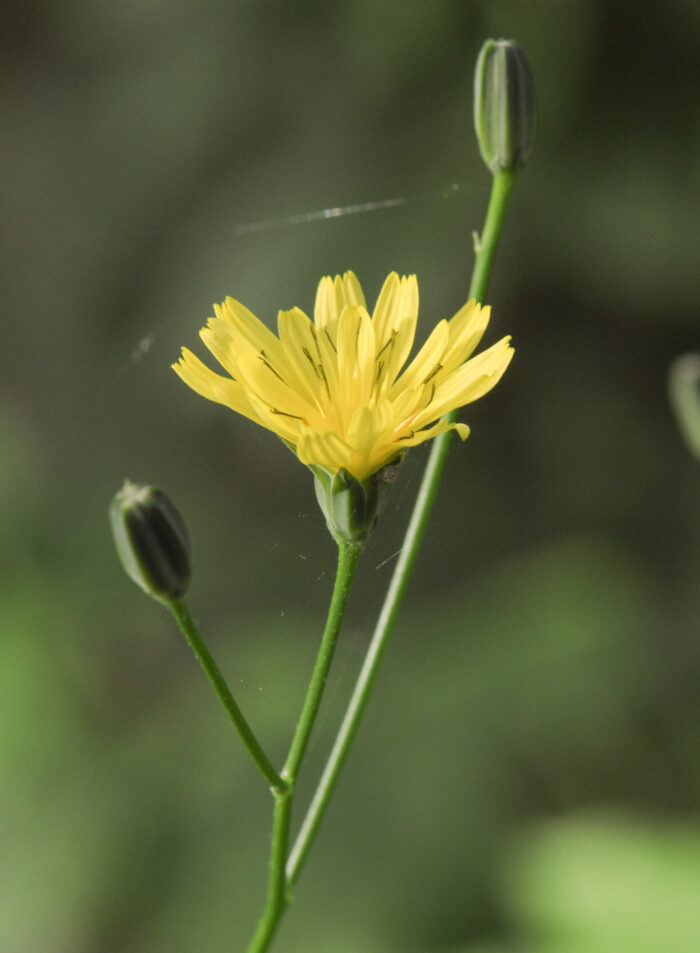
[
  {"x1": 311, "y1": 463, "x2": 400, "y2": 547},
  {"x1": 669, "y1": 353, "x2": 700, "y2": 461},
  {"x1": 110, "y1": 481, "x2": 191, "y2": 601},
  {"x1": 474, "y1": 38, "x2": 535, "y2": 174}
]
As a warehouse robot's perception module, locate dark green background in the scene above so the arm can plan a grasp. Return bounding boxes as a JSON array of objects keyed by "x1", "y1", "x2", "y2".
[{"x1": 2, "y1": 1, "x2": 699, "y2": 951}]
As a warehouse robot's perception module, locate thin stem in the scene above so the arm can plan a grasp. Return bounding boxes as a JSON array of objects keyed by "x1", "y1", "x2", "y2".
[
  {"x1": 167, "y1": 597, "x2": 286, "y2": 795},
  {"x1": 283, "y1": 540, "x2": 363, "y2": 783},
  {"x1": 245, "y1": 539, "x2": 362, "y2": 953},
  {"x1": 468, "y1": 169, "x2": 516, "y2": 302},
  {"x1": 287, "y1": 168, "x2": 517, "y2": 883},
  {"x1": 245, "y1": 792, "x2": 291, "y2": 953}
]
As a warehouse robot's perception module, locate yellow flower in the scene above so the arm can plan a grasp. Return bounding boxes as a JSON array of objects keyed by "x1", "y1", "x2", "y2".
[{"x1": 173, "y1": 272, "x2": 513, "y2": 482}]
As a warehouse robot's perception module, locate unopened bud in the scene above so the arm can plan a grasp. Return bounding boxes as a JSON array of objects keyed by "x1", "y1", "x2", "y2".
[
  {"x1": 110, "y1": 481, "x2": 191, "y2": 601},
  {"x1": 474, "y1": 39, "x2": 535, "y2": 174},
  {"x1": 669, "y1": 354, "x2": 700, "y2": 460}
]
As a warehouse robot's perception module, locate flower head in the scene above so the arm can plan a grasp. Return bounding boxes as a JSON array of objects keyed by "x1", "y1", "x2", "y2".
[{"x1": 173, "y1": 272, "x2": 513, "y2": 482}]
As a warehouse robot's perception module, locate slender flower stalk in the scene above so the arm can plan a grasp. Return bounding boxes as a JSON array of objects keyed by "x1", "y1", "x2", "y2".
[{"x1": 166, "y1": 598, "x2": 286, "y2": 794}]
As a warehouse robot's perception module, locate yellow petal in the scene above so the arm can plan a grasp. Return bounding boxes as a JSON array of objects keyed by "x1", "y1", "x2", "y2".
[
  {"x1": 208, "y1": 299, "x2": 301, "y2": 393},
  {"x1": 172, "y1": 349, "x2": 266, "y2": 425},
  {"x1": 218, "y1": 297, "x2": 282, "y2": 359},
  {"x1": 340, "y1": 271, "x2": 366, "y2": 309},
  {"x1": 200, "y1": 321, "x2": 243, "y2": 379},
  {"x1": 372, "y1": 274, "x2": 419, "y2": 391},
  {"x1": 297, "y1": 427, "x2": 353, "y2": 472},
  {"x1": 440, "y1": 300, "x2": 491, "y2": 373},
  {"x1": 385, "y1": 275, "x2": 420, "y2": 386},
  {"x1": 313, "y1": 276, "x2": 335, "y2": 329},
  {"x1": 277, "y1": 307, "x2": 330, "y2": 409},
  {"x1": 371, "y1": 272, "x2": 400, "y2": 349},
  {"x1": 412, "y1": 337, "x2": 514, "y2": 428},
  {"x1": 313, "y1": 271, "x2": 366, "y2": 329},
  {"x1": 391, "y1": 319, "x2": 449, "y2": 395},
  {"x1": 347, "y1": 399, "x2": 393, "y2": 452},
  {"x1": 336, "y1": 306, "x2": 375, "y2": 425},
  {"x1": 235, "y1": 348, "x2": 320, "y2": 425},
  {"x1": 396, "y1": 417, "x2": 470, "y2": 448}
]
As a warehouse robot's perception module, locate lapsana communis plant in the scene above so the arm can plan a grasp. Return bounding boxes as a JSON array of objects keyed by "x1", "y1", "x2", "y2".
[{"x1": 110, "y1": 38, "x2": 535, "y2": 953}]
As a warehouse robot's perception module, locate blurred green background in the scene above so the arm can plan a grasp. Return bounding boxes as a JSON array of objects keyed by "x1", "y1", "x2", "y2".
[{"x1": 2, "y1": 1, "x2": 700, "y2": 951}]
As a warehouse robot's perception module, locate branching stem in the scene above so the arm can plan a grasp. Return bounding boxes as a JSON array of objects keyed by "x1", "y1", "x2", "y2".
[{"x1": 245, "y1": 540, "x2": 362, "y2": 953}]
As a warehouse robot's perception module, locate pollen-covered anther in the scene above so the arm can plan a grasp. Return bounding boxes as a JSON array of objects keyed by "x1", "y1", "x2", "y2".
[
  {"x1": 324, "y1": 328, "x2": 337, "y2": 353},
  {"x1": 258, "y1": 350, "x2": 286, "y2": 384},
  {"x1": 309, "y1": 324, "x2": 324, "y2": 360},
  {"x1": 375, "y1": 331, "x2": 396, "y2": 362},
  {"x1": 317, "y1": 364, "x2": 331, "y2": 397},
  {"x1": 302, "y1": 346, "x2": 319, "y2": 374},
  {"x1": 270, "y1": 408, "x2": 308, "y2": 423},
  {"x1": 423, "y1": 363, "x2": 443, "y2": 385}
]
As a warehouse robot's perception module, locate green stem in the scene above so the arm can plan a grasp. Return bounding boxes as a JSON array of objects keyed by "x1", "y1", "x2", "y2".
[
  {"x1": 282, "y1": 541, "x2": 363, "y2": 783},
  {"x1": 468, "y1": 169, "x2": 516, "y2": 303},
  {"x1": 286, "y1": 168, "x2": 517, "y2": 884},
  {"x1": 167, "y1": 598, "x2": 286, "y2": 795},
  {"x1": 246, "y1": 792, "x2": 291, "y2": 953},
  {"x1": 245, "y1": 540, "x2": 362, "y2": 953}
]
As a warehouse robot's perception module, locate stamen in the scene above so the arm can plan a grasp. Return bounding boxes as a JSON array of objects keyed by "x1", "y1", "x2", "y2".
[
  {"x1": 309, "y1": 325, "x2": 324, "y2": 363},
  {"x1": 423, "y1": 362, "x2": 443, "y2": 385},
  {"x1": 375, "y1": 330, "x2": 396, "y2": 362},
  {"x1": 415, "y1": 381, "x2": 436, "y2": 411},
  {"x1": 270, "y1": 408, "x2": 307, "y2": 423},
  {"x1": 317, "y1": 363, "x2": 331, "y2": 398},
  {"x1": 259, "y1": 349, "x2": 287, "y2": 384},
  {"x1": 302, "y1": 346, "x2": 322, "y2": 378},
  {"x1": 302, "y1": 336, "x2": 331, "y2": 402},
  {"x1": 324, "y1": 327, "x2": 337, "y2": 353}
]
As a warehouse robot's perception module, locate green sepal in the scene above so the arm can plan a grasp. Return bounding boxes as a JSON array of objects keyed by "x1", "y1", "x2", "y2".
[
  {"x1": 110, "y1": 480, "x2": 191, "y2": 602},
  {"x1": 310, "y1": 460, "x2": 401, "y2": 547}
]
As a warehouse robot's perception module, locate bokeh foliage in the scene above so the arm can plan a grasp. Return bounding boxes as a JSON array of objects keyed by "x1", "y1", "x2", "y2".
[{"x1": 2, "y1": 1, "x2": 700, "y2": 951}]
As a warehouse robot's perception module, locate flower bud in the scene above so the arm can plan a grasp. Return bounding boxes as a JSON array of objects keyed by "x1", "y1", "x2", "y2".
[
  {"x1": 474, "y1": 38, "x2": 535, "y2": 174},
  {"x1": 311, "y1": 463, "x2": 399, "y2": 547},
  {"x1": 669, "y1": 353, "x2": 700, "y2": 461},
  {"x1": 110, "y1": 481, "x2": 191, "y2": 601}
]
